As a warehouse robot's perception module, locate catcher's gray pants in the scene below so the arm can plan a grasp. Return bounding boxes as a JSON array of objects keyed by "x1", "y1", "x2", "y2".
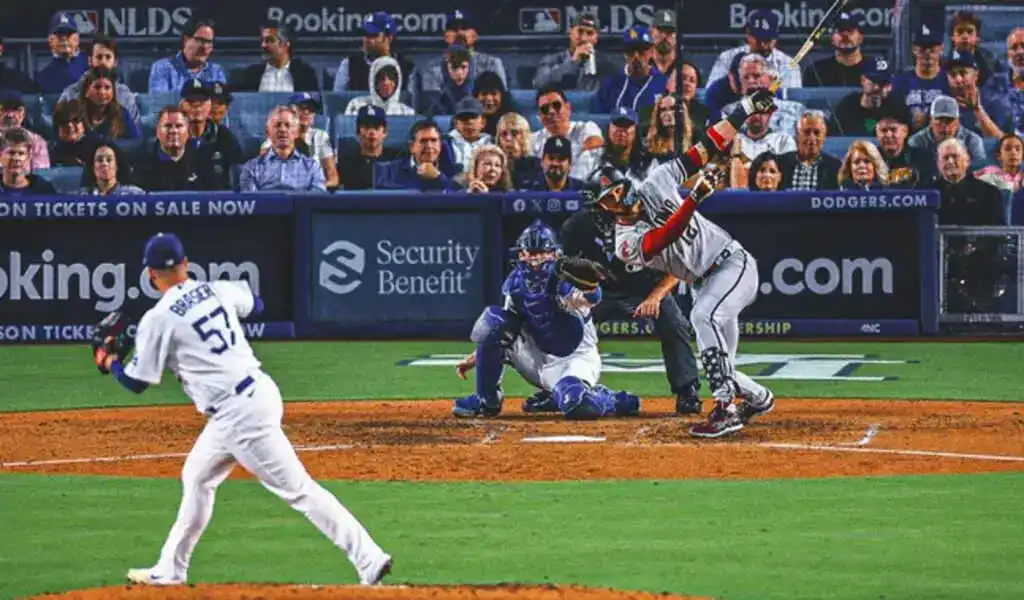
[{"x1": 689, "y1": 247, "x2": 767, "y2": 405}]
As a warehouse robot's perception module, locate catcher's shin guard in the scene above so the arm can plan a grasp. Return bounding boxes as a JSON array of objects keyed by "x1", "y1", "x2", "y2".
[
  {"x1": 554, "y1": 376, "x2": 604, "y2": 420},
  {"x1": 474, "y1": 343, "x2": 504, "y2": 406},
  {"x1": 700, "y1": 347, "x2": 736, "y2": 406}
]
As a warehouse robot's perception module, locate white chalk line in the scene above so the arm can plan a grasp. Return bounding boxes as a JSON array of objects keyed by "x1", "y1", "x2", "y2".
[
  {"x1": 0, "y1": 444, "x2": 355, "y2": 468},
  {"x1": 759, "y1": 443, "x2": 1024, "y2": 462}
]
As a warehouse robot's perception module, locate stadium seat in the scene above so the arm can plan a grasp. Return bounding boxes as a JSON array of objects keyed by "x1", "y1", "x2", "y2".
[
  {"x1": 137, "y1": 93, "x2": 179, "y2": 116},
  {"x1": 1012, "y1": 190, "x2": 1024, "y2": 226},
  {"x1": 322, "y1": 92, "x2": 363, "y2": 120},
  {"x1": 983, "y1": 136, "x2": 1000, "y2": 162},
  {"x1": 783, "y1": 87, "x2": 858, "y2": 113},
  {"x1": 823, "y1": 136, "x2": 859, "y2": 158},
  {"x1": 226, "y1": 93, "x2": 329, "y2": 141},
  {"x1": 36, "y1": 166, "x2": 84, "y2": 194}
]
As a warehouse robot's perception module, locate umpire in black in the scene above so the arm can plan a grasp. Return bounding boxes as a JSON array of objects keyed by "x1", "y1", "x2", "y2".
[{"x1": 559, "y1": 194, "x2": 702, "y2": 414}]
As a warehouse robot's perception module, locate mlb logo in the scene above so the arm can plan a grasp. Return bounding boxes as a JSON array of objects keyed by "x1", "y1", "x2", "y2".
[
  {"x1": 520, "y1": 8, "x2": 562, "y2": 34},
  {"x1": 68, "y1": 10, "x2": 100, "y2": 35}
]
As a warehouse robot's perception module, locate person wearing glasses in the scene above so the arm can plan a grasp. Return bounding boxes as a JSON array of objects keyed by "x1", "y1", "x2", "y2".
[
  {"x1": 148, "y1": 17, "x2": 226, "y2": 93},
  {"x1": 496, "y1": 113, "x2": 543, "y2": 190},
  {"x1": 530, "y1": 84, "x2": 603, "y2": 181}
]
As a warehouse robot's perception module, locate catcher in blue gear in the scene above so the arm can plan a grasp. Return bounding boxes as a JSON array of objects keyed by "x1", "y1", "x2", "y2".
[{"x1": 452, "y1": 219, "x2": 641, "y2": 420}]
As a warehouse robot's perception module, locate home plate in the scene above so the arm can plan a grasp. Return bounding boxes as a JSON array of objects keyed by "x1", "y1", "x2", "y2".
[{"x1": 521, "y1": 435, "x2": 607, "y2": 443}]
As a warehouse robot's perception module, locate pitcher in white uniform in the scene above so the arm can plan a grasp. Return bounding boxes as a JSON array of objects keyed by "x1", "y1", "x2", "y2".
[
  {"x1": 91, "y1": 232, "x2": 393, "y2": 586},
  {"x1": 592, "y1": 89, "x2": 779, "y2": 439}
]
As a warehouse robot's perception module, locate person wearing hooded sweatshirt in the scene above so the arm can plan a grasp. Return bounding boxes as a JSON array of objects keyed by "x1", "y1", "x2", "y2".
[
  {"x1": 345, "y1": 56, "x2": 415, "y2": 116},
  {"x1": 591, "y1": 26, "x2": 667, "y2": 115},
  {"x1": 444, "y1": 97, "x2": 493, "y2": 172},
  {"x1": 422, "y1": 45, "x2": 476, "y2": 116},
  {"x1": 474, "y1": 71, "x2": 518, "y2": 137}
]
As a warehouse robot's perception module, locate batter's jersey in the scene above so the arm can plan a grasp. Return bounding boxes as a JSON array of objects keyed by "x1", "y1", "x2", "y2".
[
  {"x1": 125, "y1": 279, "x2": 261, "y2": 415},
  {"x1": 614, "y1": 161, "x2": 736, "y2": 282}
]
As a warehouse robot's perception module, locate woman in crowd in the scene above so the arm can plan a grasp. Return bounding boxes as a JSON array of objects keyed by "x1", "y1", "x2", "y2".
[
  {"x1": 456, "y1": 144, "x2": 513, "y2": 193},
  {"x1": 496, "y1": 113, "x2": 543, "y2": 189},
  {"x1": 79, "y1": 141, "x2": 145, "y2": 195},
  {"x1": 975, "y1": 133, "x2": 1023, "y2": 193},
  {"x1": 50, "y1": 100, "x2": 91, "y2": 166},
  {"x1": 745, "y1": 151, "x2": 783, "y2": 191},
  {"x1": 666, "y1": 60, "x2": 710, "y2": 130},
  {"x1": 79, "y1": 67, "x2": 140, "y2": 141},
  {"x1": 473, "y1": 71, "x2": 519, "y2": 137},
  {"x1": 838, "y1": 140, "x2": 890, "y2": 190},
  {"x1": 645, "y1": 94, "x2": 693, "y2": 166}
]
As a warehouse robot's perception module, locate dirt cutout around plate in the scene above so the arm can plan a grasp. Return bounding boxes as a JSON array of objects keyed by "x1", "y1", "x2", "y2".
[{"x1": 28, "y1": 583, "x2": 708, "y2": 600}]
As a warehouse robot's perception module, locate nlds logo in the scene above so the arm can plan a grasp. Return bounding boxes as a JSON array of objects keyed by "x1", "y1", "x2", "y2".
[{"x1": 69, "y1": 7, "x2": 193, "y2": 36}]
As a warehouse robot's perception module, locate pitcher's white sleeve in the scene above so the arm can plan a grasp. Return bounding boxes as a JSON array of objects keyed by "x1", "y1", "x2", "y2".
[
  {"x1": 212, "y1": 280, "x2": 256, "y2": 319},
  {"x1": 124, "y1": 311, "x2": 172, "y2": 384}
]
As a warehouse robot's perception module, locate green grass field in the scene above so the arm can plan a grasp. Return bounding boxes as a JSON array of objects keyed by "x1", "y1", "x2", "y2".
[{"x1": 1, "y1": 341, "x2": 1023, "y2": 599}]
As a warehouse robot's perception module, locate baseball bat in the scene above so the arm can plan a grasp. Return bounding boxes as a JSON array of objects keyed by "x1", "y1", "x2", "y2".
[{"x1": 770, "y1": 0, "x2": 853, "y2": 93}]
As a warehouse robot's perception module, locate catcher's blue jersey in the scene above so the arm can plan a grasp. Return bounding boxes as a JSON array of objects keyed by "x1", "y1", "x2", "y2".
[{"x1": 502, "y1": 263, "x2": 600, "y2": 358}]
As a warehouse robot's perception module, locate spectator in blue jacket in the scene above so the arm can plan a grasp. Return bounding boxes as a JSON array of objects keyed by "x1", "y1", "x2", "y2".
[
  {"x1": 79, "y1": 67, "x2": 140, "y2": 141},
  {"x1": 375, "y1": 118, "x2": 459, "y2": 191},
  {"x1": 148, "y1": 17, "x2": 226, "y2": 94},
  {"x1": 35, "y1": 12, "x2": 89, "y2": 94},
  {"x1": 591, "y1": 26, "x2": 667, "y2": 115}
]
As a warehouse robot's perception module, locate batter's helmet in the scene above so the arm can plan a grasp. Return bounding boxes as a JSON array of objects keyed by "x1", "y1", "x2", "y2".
[{"x1": 590, "y1": 163, "x2": 643, "y2": 217}]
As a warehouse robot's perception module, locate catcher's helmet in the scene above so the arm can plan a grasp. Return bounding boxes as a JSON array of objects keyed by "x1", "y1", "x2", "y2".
[
  {"x1": 516, "y1": 219, "x2": 560, "y2": 254},
  {"x1": 590, "y1": 163, "x2": 643, "y2": 216}
]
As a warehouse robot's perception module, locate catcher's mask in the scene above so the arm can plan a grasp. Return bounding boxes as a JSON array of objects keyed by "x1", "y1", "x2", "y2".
[
  {"x1": 513, "y1": 220, "x2": 560, "y2": 290},
  {"x1": 590, "y1": 164, "x2": 643, "y2": 217}
]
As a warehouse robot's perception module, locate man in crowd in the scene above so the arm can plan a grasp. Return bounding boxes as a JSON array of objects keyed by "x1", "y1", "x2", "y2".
[
  {"x1": 708, "y1": 9, "x2": 801, "y2": 89},
  {"x1": 148, "y1": 17, "x2": 226, "y2": 93},
  {"x1": 337, "y1": 105, "x2": 398, "y2": 190},
  {"x1": 413, "y1": 10, "x2": 508, "y2": 100},
  {"x1": 240, "y1": 106, "x2": 326, "y2": 193},
  {"x1": 703, "y1": 52, "x2": 746, "y2": 117},
  {"x1": 0, "y1": 37, "x2": 38, "y2": 92},
  {"x1": 375, "y1": 119, "x2": 459, "y2": 191},
  {"x1": 334, "y1": 12, "x2": 415, "y2": 95},
  {"x1": 803, "y1": 12, "x2": 865, "y2": 87},
  {"x1": 591, "y1": 26, "x2": 668, "y2": 115},
  {"x1": 210, "y1": 82, "x2": 232, "y2": 125},
  {"x1": 0, "y1": 128, "x2": 55, "y2": 194},
  {"x1": 649, "y1": 9, "x2": 679, "y2": 77},
  {"x1": 0, "y1": 92, "x2": 49, "y2": 170},
  {"x1": 778, "y1": 111, "x2": 841, "y2": 190},
  {"x1": 875, "y1": 108, "x2": 924, "y2": 187},
  {"x1": 533, "y1": 12, "x2": 615, "y2": 91},
  {"x1": 525, "y1": 135, "x2": 585, "y2": 192},
  {"x1": 946, "y1": 50, "x2": 1013, "y2": 138},
  {"x1": 932, "y1": 137, "x2": 1006, "y2": 225},
  {"x1": 830, "y1": 56, "x2": 903, "y2": 136},
  {"x1": 733, "y1": 107, "x2": 797, "y2": 161},
  {"x1": 908, "y1": 95, "x2": 986, "y2": 167},
  {"x1": 890, "y1": 22, "x2": 950, "y2": 131},
  {"x1": 949, "y1": 11, "x2": 1001, "y2": 86},
  {"x1": 720, "y1": 55, "x2": 805, "y2": 138},
  {"x1": 133, "y1": 106, "x2": 220, "y2": 191},
  {"x1": 531, "y1": 84, "x2": 603, "y2": 180},
  {"x1": 58, "y1": 34, "x2": 139, "y2": 123},
  {"x1": 179, "y1": 78, "x2": 243, "y2": 190},
  {"x1": 445, "y1": 97, "x2": 492, "y2": 172},
  {"x1": 236, "y1": 21, "x2": 318, "y2": 92},
  {"x1": 35, "y1": 12, "x2": 89, "y2": 94}
]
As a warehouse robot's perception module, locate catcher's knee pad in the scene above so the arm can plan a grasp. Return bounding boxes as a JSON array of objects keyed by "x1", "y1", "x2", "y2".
[
  {"x1": 700, "y1": 347, "x2": 734, "y2": 394},
  {"x1": 553, "y1": 376, "x2": 603, "y2": 420},
  {"x1": 470, "y1": 306, "x2": 521, "y2": 348}
]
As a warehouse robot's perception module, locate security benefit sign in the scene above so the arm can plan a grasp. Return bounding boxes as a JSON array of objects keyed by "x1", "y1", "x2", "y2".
[{"x1": 310, "y1": 212, "x2": 486, "y2": 325}]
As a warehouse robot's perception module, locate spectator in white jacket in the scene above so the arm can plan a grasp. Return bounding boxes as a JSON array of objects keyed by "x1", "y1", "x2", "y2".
[
  {"x1": 344, "y1": 56, "x2": 415, "y2": 116},
  {"x1": 445, "y1": 97, "x2": 493, "y2": 172},
  {"x1": 708, "y1": 9, "x2": 802, "y2": 89}
]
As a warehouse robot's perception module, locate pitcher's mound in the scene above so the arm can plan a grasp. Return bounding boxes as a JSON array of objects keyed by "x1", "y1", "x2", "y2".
[{"x1": 30, "y1": 583, "x2": 709, "y2": 599}]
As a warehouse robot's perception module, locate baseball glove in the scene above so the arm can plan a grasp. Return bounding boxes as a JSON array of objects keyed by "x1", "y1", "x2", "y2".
[
  {"x1": 555, "y1": 256, "x2": 610, "y2": 291},
  {"x1": 91, "y1": 311, "x2": 133, "y2": 375}
]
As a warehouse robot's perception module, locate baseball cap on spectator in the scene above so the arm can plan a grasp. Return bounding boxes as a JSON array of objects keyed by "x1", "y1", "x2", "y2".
[
  {"x1": 912, "y1": 22, "x2": 942, "y2": 46},
  {"x1": 878, "y1": 104, "x2": 912, "y2": 128},
  {"x1": 862, "y1": 56, "x2": 892, "y2": 84},
  {"x1": 652, "y1": 9, "x2": 676, "y2": 32},
  {"x1": 623, "y1": 26, "x2": 653, "y2": 49},
  {"x1": 611, "y1": 106, "x2": 638, "y2": 127},
  {"x1": 543, "y1": 135, "x2": 572, "y2": 160},
  {"x1": 0, "y1": 91, "x2": 25, "y2": 110},
  {"x1": 571, "y1": 12, "x2": 599, "y2": 29},
  {"x1": 180, "y1": 78, "x2": 213, "y2": 100},
  {"x1": 211, "y1": 82, "x2": 233, "y2": 104},
  {"x1": 834, "y1": 11, "x2": 860, "y2": 31},
  {"x1": 356, "y1": 105, "x2": 387, "y2": 128},
  {"x1": 143, "y1": 233, "x2": 186, "y2": 269},
  {"x1": 289, "y1": 91, "x2": 322, "y2": 111},
  {"x1": 446, "y1": 9, "x2": 471, "y2": 31},
  {"x1": 945, "y1": 49, "x2": 978, "y2": 70},
  {"x1": 930, "y1": 95, "x2": 960, "y2": 120},
  {"x1": 49, "y1": 12, "x2": 78, "y2": 35},
  {"x1": 454, "y1": 97, "x2": 483, "y2": 118},
  {"x1": 747, "y1": 9, "x2": 779, "y2": 41},
  {"x1": 363, "y1": 12, "x2": 397, "y2": 37}
]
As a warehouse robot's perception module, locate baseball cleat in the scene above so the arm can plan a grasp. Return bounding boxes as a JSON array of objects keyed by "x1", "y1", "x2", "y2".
[
  {"x1": 360, "y1": 554, "x2": 393, "y2": 585},
  {"x1": 674, "y1": 382, "x2": 703, "y2": 415},
  {"x1": 452, "y1": 394, "x2": 502, "y2": 418},
  {"x1": 522, "y1": 390, "x2": 559, "y2": 413},
  {"x1": 125, "y1": 568, "x2": 184, "y2": 586},
  {"x1": 689, "y1": 404, "x2": 744, "y2": 439},
  {"x1": 738, "y1": 389, "x2": 775, "y2": 424}
]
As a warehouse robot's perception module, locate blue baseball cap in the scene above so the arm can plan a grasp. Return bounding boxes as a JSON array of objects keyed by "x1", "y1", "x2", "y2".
[
  {"x1": 747, "y1": 9, "x2": 779, "y2": 41},
  {"x1": 611, "y1": 106, "x2": 638, "y2": 126},
  {"x1": 49, "y1": 12, "x2": 78, "y2": 35},
  {"x1": 288, "y1": 91, "x2": 322, "y2": 110},
  {"x1": 180, "y1": 78, "x2": 212, "y2": 100},
  {"x1": 834, "y1": 11, "x2": 860, "y2": 32},
  {"x1": 143, "y1": 233, "x2": 186, "y2": 269},
  {"x1": 446, "y1": 9, "x2": 472, "y2": 31},
  {"x1": 363, "y1": 12, "x2": 396, "y2": 36},
  {"x1": 623, "y1": 25, "x2": 653, "y2": 48},
  {"x1": 945, "y1": 49, "x2": 978, "y2": 70},
  {"x1": 862, "y1": 56, "x2": 892, "y2": 84},
  {"x1": 356, "y1": 104, "x2": 387, "y2": 127},
  {"x1": 454, "y1": 96, "x2": 484, "y2": 117},
  {"x1": 913, "y1": 22, "x2": 942, "y2": 46}
]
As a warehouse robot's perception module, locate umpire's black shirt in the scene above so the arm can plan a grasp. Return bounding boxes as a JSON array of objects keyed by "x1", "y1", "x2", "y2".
[{"x1": 559, "y1": 209, "x2": 661, "y2": 296}]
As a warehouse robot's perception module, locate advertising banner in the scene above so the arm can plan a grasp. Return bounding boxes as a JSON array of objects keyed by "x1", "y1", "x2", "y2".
[{"x1": 1, "y1": 0, "x2": 897, "y2": 39}]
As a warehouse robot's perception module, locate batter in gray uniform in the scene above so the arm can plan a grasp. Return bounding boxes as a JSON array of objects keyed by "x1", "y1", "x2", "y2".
[{"x1": 593, "y1": 89, "x2": 778, "y2": 439}]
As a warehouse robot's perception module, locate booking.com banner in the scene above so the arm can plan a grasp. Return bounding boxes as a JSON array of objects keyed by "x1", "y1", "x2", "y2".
[{"x1": 0, "y1": 0, "x2": 898, "y2": 38}]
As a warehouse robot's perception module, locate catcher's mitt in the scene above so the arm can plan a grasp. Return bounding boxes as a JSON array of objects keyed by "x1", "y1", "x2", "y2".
[
  {"x1": 91, "y1": 311, "x2": 134, "y2": 375},
  {"x1": 555, "y1": 256, "x2": 611, "y2": 291}
]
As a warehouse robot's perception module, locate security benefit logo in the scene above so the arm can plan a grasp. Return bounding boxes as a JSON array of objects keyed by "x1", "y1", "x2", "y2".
[{"x1": 319, "y1": 239, "x2": 480, "y2": 297}]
